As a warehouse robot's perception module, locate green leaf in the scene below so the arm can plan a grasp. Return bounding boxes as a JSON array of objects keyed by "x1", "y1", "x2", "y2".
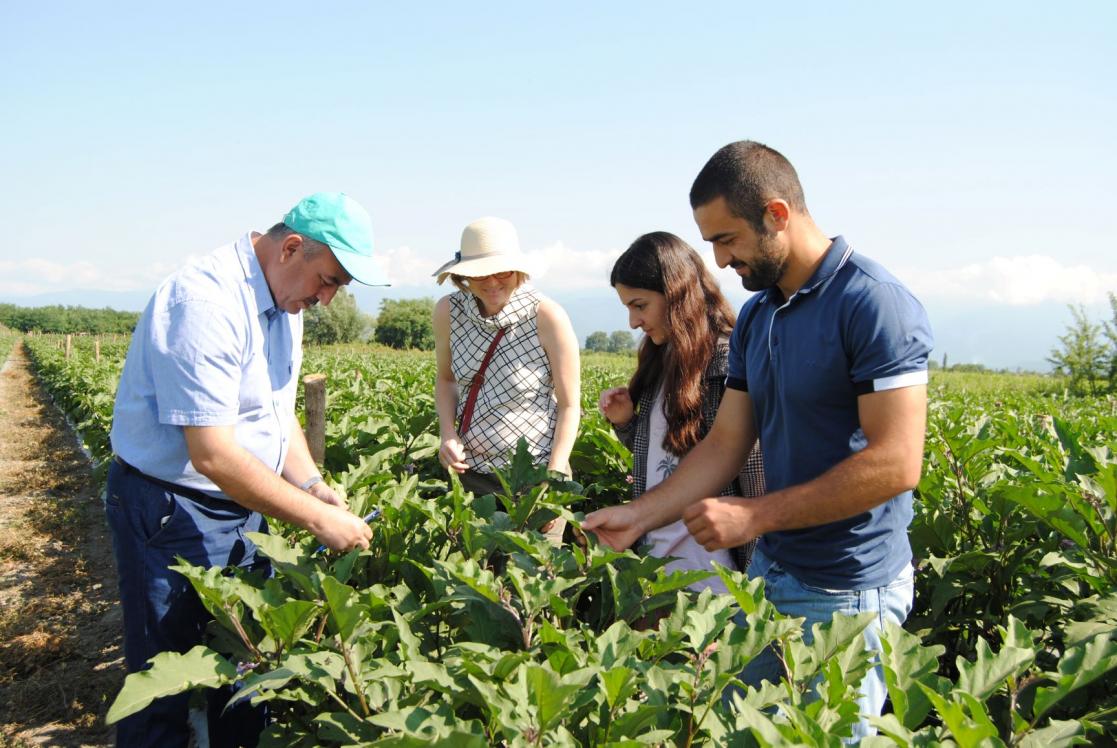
[
  {"x1": 226, "y1": 651, "x2": 347, "y2": 708},
  {"x1": 920, "y1": 684, "x2": 1003, "y2": 747},
  {"x1": 321, "y1": 574, "x2": 362, "y2": 641},
  {"x1": 1016, "y1": 718, "x2": 1088, "y2": 748},
  {"x1": 879, "y1": 621, "x2": 948, "y2": 730},
  {"x1": 246, "y1": 531, "x2": 307, "y2": 566},
  {"x1": 1032, "y1": 633, "x2": 1117, "y2": 720},
  {"x1": 600, "y1": 666, "x2": 637, "y2": 709},
  {"x1": 257, "y1": 600, "x2": 318, "y2": 652},
  {"x1": 106, "y1": 646, "x2": 237, "y2": 724},
  {"x1": 521, "y1": 664, "x2": 595, "y2": 733},
  {"x1": 595, "y1": 620, "x2": 643, "y2": 668},
  {"x1": 955, "y1": 625, "x2": 1036, "y2": 701},
  {"x1": 391, "y1": 607, "x2": 426, "y2": 661}
]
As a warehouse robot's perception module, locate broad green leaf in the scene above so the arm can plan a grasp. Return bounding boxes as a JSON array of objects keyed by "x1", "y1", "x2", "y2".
[
  {"x1": 521, "y1": 664, "x2": 595, "y2": 732},
  {"x1": 1016, "y1": 718, "x2": 1088, "y2": 748},
  {"x1": 715, "y1": 565, "x2": 768, "y2": 616},
  {"x1": 391, "y1": 607, "x2": 425, "y2": 661},
  {"x1": 600, "y1": 666, "x2": 637, "y2": 709},
  {"x1": 313, "y1": 710, "x2": 379, "y2": 743},
  {"x1": 227, "y1": 651, "x2": 346, "y2": 708},
  {"x1": 920, "y1": 684, "x2": 1003, "y2": 747},
  {"x1": 955, "y1": 627, "x2": 1036, "y2": 701},
  {"x1": 321, "y1": 574, "x2": 361, "y2": 641},
  {"x1": 257, "y1": 599, "x2": 318, "y2": 652},
  {"x1": 595, "y1": 620, "x2": 642, "y2": 668},
  {"x1": 879, "y1": 621, "x2": 948, "y2": 729},
  {"x1": 246, "y1": 531, "x2": 306, "y2": 566},
  {"x1": 106, "y1": 646, "x2": 237, "y2": 724},
  {"x1": 1032, "y1": 633, "x2": 1117, "y2": 719}
]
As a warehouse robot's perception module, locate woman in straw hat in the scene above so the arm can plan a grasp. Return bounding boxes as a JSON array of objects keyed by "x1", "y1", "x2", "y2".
[
  {"x1": 432, "y1": 217, "x2": 580, "y2": 542},
  {"x1": 598, "y1": 232, "x2": 764, "y2": 594}
]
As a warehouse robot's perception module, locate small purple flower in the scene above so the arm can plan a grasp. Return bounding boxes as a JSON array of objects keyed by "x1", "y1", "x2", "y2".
[
  {"x1": 403, "y1": 463, "x2": 416, "y2": 474},
  {"x1": 236, "y1": 661, "x2": 260, "y2": 676},
  {"x1": 625, "y1": 474, "x2": 634, "y2": 484}
]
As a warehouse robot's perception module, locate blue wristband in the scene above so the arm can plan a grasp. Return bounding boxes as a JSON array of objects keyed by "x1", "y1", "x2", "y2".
[{"x1": 299, "y1": 475, "x2": 323, "y2": 492}]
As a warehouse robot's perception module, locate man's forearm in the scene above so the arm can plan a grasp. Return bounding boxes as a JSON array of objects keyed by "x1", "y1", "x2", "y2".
[
  {"x1": 282, "y1": 423, "x2": 320, "y2": 487},
  {"x1": 759, "y1": 441, "x2": 919, "y2": 535},
  {"x1": 631, "y1": 428, "x2": 749, "y2": 533},
  {"x1": 189, "y1": 433, "x2": 332, "y2": 531}
]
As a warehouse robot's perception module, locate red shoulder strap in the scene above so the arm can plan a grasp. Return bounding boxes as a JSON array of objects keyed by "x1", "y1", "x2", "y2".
[{"x1": 458, "y1": 327, "x2": 506, "y2": 436}]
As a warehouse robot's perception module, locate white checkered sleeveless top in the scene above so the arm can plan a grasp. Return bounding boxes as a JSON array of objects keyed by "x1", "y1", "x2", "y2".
[{"x1": 449, "y1": 285, "x2": 557, "y2": 473}]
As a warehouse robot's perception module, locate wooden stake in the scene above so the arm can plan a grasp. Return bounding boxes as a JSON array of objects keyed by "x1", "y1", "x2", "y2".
[
  {"x1": 65, "y1": 334, "x2": 72, "y2": 359},
  {"x1": 303, "y1": 374, "x2": 327, "y2": 465}
]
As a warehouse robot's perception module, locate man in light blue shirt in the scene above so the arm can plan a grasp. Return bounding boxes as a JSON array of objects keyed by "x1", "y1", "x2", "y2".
[{"x1": 106, "y1": 193, "x2": 388, "y2": 747}]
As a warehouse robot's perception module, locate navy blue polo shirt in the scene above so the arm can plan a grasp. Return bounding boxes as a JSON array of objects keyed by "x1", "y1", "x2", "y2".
[{"x1": 726, "y1": 236, "x2": 933, "y2": 590}]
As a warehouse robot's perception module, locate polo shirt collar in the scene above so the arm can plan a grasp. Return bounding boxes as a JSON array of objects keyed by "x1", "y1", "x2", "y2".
[
  {"x1": 234, "y1": 232, "x2": 279, "y2": 320},
  {"x1": 784, "y1": 235, "x2": 853, "y2": 302}
]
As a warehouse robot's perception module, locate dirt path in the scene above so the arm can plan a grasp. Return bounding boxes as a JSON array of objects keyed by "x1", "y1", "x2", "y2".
[{"x1": 0, "y1": 342, "x2": 120, "y2": 747}]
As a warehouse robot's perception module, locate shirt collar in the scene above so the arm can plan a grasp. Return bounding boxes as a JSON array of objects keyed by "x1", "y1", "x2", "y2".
[
  {"x1": 799, "y1": 236, "x2": 852, "y2": 294},
  {"x1": 762, "y1": 235, "x2": 852, "y2": 306},
  {"x1": 234, "y1": 232, "x2": 280, "y2": 320}
]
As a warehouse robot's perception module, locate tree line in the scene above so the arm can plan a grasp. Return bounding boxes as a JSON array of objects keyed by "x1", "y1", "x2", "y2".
[
  {"x1": 584, "y1": 330, "x2": 635, "y2": 354},
  {"x1": 10, "y1": 293, "x2": 1114, "y2": 384},
  {"x1": 0, "y1": 303, "x2": 140, "y2": 334}
]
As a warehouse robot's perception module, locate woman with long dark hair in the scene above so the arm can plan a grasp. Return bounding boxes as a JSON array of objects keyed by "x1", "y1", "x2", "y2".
[{"x1": 599, "y1": 231, "x2": 764, "y2": 592}]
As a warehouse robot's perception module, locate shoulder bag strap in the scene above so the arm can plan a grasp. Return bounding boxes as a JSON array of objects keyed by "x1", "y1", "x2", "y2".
[{"x1": 458, "y1": 327, "x2": 506, "y2": 436}]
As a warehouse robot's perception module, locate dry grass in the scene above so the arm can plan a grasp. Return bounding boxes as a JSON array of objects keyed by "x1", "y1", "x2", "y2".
[{"x1": 0, "y1": 344, "x2": 120, "y2": 747}]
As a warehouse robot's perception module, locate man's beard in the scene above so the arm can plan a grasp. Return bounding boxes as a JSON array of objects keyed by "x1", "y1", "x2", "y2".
[{"x1": 739, "y1": 235, "x2": 787, "y2": 292}]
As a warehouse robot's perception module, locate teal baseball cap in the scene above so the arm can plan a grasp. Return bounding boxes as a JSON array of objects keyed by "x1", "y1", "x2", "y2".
[{"x1": 283, "y1": 192, "x2": 390, "y2": 286}]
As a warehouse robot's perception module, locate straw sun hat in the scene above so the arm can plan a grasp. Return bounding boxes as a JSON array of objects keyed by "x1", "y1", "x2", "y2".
[{"x1": 433, "y1": 216, "x2": 535, "y2": 285}]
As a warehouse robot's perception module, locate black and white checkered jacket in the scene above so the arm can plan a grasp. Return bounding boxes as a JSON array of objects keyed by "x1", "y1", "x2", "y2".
[{"x1": 612, "y1": 340, "x2": 766, "y2": 570}]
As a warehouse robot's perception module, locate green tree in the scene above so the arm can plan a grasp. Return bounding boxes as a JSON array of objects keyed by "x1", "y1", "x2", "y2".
[
  {"x1": 1047, "y1": 304, "x2": 1106, "y2": 395},
  {"x1": 608, "y1": 330, "x2": 635, "y2": 353},
  {"x1": 1105, "y1": 292, "x2": 1117, "y2": 390},
  {"x1": 303, "y1": 288, "x2": 373, "y2": 345},
  {"x1": 585, "y1": 331, "x2": 610, "y2": 352},
  {"x1": 0, "y1": 303, "x2": 139, "y2": 334},
  {"x1": 374, "y1": 297, "x2": 435, "y2": 350}
]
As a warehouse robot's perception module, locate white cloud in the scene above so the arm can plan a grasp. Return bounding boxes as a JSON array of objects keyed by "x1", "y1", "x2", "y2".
[
  {"x1": 525, "y1": 242, "x2": 624, "y2": 291},
  {"x1": 899, "y1": 254, "x2": 1117, "y2": 306},
  {"x1": 376, "y1": 241, "x2": 626, "y2": 292},
  {"x1": 0, "y1": 258, "x2": 181, "y2": 297},
  {"x1": 376, "y1": 244, "x2": 441, "y2": 288}
]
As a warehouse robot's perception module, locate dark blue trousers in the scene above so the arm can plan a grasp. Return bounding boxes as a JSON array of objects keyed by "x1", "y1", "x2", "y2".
[{"x1": 105, "y1": 459, "x2": 268, "y2": 747}]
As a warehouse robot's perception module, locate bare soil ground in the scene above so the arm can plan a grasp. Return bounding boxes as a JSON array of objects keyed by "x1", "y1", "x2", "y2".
[{"x1": 0, "y1": 342, "x2": 120, "y2": 747}]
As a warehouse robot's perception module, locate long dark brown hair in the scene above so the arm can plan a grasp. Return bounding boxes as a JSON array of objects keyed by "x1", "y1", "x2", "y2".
[{"x1": 610, "y1": 232, "x2": 737, "y2": 456}]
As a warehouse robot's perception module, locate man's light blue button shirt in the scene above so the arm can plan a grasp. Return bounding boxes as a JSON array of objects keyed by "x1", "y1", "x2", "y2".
[{"x1": 110, "y1": 233, "x2": 303, "y2": 495}]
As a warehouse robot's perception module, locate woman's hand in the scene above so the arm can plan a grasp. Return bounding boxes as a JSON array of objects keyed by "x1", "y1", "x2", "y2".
[
  {"x1": 598, "y1": 387, "x2": 634, "y2": 426},
  {"x1": 439, "y1": 435, "x2": 470, "y2": 473}
]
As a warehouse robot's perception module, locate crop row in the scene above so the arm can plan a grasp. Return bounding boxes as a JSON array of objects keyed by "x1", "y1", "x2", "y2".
[{"x1": 23, "y1": 335, "x2": 1117, "y2": 745}]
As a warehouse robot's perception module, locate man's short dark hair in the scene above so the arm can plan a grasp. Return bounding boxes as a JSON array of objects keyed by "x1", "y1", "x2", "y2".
[
  {"x1": 266, "y1": 222, "x2": 328, "y2": 257},
  {"x1": 689, "y1": 141, "x2": 808, "y2": 232}
]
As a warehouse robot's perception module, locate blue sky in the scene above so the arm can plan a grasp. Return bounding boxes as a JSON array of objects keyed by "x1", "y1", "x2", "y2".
[{"x1": 2, "y1": 2, "x2": 1115, "y2": 370}]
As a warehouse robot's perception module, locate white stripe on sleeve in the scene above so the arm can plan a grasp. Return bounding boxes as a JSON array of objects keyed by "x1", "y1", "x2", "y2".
[{"x1": 873, "y1": 370, "x2": 928, "y2": 392}]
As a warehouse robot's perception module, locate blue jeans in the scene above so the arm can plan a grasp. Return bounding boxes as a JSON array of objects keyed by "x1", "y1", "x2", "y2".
[
  {"x1": 740, "y1": 547, "x2": 914, "y2": 742},
  {"x1": 105, "y1": 459, "x2": 268, "y2": 748}
]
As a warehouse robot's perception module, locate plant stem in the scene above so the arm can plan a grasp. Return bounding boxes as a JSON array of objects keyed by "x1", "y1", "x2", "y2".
[{"x1": 338, "y1": 635, "x2": 371, "y2": 717}]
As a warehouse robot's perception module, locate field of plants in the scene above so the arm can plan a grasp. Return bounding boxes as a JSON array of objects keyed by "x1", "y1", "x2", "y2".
[{"x1": 16, "y1": 334, "x2": 1117, "y2": 746}]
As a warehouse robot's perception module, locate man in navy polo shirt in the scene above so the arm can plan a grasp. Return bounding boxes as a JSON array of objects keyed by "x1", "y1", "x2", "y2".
[{"x1": 584, "y1": 141, "x2": 933, "y2": 739}]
